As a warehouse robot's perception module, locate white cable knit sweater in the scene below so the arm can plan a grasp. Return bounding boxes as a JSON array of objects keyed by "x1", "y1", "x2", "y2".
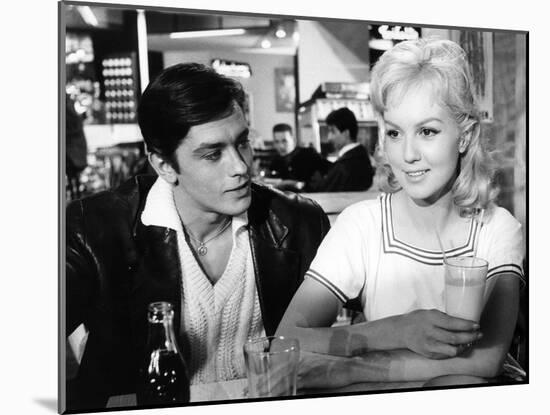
[{"x1": 141, "y1": 178, "x2": 265, "y2": 384}]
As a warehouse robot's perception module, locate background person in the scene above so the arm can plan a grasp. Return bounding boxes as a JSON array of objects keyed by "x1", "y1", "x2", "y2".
[
  {"x1": 66, "y1": 93, "x2": 88, "y2": 199},
  {"x1": 65, "y1": 63, "x2": 329, "y2": 411},
  {"x1": 277, "y1": 39, "x2": 524, "y2": 388},
  {"x1": 307, "y1": 107, "x2": 374, "y2": 192},
  {"x1": 268, "y1": 123, "x2": 330, "y2": 191}
]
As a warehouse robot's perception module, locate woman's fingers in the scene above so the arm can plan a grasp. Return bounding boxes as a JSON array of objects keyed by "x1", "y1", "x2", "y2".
[
  {"x1": 426, "y1": 339, "x2": 479, "y2": 359},
  {"x1": 402, "y1": 309, "x2": 483, "y2": 358},
  {"x1": 431, "y1": 326, "x2": 482, "y2": 346},
  {"x1": 430, "y1": 310, "x2": 479, "y2": 331}
]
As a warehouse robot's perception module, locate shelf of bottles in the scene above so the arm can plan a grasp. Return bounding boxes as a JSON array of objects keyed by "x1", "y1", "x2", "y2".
[{"x1": 102, "y1": 53, "x2": 139, "y2": 124}]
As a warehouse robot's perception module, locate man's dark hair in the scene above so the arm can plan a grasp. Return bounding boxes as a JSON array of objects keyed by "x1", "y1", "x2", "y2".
[
  {"x1": 137, "y1": 62, "x2": 245, "y2": 169},
  {"x1": 272, "y1": 123, "x2": 293, "y2": 135},
  {"x1": 326, "y1": 107, "x2": 358, "y2": 141}
]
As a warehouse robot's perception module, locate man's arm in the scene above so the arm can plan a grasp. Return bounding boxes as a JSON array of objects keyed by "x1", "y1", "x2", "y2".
[
  {"x1": 307, "y1": 148, "x2": 332, "y2": 176},
  {"x1": 306, "y1": 164, "x2": 348, "y2": 192},
  {"x1": 66, "y1": 200, "x2": 97, "y2": 336}
]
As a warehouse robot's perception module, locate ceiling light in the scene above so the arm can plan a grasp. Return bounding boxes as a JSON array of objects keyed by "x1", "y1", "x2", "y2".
[
  {"x1": 261, "y1": 39, "x2": 272, "y2": 49},
  {"x1": 212, "y1": 59, "x2": 251, "y2": 78},
  {"x1": 275, "y1": 28, "x2": 287, "y2": 38},
  {"x1": 169, "y1": 28, "x2": 247, "y2": 39},
  {"x1": 377, "y1": 25, "x2": 419, "y2": 41},
  {"x1": 77, "y1": 6, "x2": 98, "y2": 27}
]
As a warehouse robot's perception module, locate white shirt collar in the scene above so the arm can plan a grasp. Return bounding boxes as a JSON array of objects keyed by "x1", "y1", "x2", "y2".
[
  {"x1": 338, "y1": 142, "x2": 361, "y2": 158},
  {"x1": 140, "y1": 177, "x2": 248, "y2": 236}
]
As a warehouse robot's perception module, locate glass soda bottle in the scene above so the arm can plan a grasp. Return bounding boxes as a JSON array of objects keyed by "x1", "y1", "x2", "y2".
[{"x1": 136, "y1": 301, "x2": 190, "y2": 406}]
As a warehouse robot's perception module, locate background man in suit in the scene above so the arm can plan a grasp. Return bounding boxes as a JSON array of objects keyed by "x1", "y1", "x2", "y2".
[
  {"x1": 269, "y1": 123, "x2": 330, "y2": 191},
  {"x1": 308, "y1": 107, "x2": 374, "y2": 192}
]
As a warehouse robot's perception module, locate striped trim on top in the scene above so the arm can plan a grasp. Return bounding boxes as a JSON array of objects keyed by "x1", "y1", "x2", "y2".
[
  {"x1": 380, "y1": 193, "x2": 482, "y2": 266},
  {"x1": 305, "y1": 269, "x2": 348, "y2": 303},
  {"x1": 488, "y1": 263, "x2": 525, "y2": 284}
]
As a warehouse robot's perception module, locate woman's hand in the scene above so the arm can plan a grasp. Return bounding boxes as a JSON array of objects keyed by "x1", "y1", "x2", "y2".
[{"x1": 397, "y1": 309, "x2": 482, "y2": 359}]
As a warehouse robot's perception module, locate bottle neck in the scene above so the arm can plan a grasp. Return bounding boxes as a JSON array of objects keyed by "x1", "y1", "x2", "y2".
[{"x1": 146, "y1": 318, "x2": 179, "y2": 353}]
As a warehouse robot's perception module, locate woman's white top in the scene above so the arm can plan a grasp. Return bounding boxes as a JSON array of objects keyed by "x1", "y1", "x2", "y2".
[{"x1": 306, "y1": 193, "x2": 525, "y2": 321}]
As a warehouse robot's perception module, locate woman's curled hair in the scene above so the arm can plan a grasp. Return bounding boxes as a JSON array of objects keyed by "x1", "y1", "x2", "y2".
[{"x1": 369, "y1": 38, "x2": 498, "y2": 216}]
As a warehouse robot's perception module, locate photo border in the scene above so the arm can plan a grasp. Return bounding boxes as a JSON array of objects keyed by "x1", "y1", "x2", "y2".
[{"x1": 58, "y1": 1, "x2": 530, "y2": 414}]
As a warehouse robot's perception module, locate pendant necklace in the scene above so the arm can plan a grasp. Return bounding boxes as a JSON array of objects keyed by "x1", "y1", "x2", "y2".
[{"x1": 186, "y1": 218, "x2": 232, "y2": 256}]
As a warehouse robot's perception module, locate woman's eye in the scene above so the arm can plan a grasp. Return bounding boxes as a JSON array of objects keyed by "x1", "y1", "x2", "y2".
[
  {"x1": 386, "y1": 129, "x2": 399, "y2": 139},
  {"x1": 420, "y1": 128, "x2": 438, "y2": 137}
]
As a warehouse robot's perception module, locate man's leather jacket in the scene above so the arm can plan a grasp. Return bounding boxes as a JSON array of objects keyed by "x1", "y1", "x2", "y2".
[{"x1": 65, "y1": 175, "x2": 330, "y2": 411}]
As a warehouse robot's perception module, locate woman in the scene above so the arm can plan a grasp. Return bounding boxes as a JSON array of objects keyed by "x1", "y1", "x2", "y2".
[{"x1": 276, "y1": 38, "x2": 524, "y2": 387}]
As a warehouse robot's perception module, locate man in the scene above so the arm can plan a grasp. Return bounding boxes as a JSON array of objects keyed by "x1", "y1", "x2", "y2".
[
  {"x1": 65, "y1": 63, "x2": 330, "y2": 411},
  {"x1": 308, "y1": 107, "x2": 374, "y2": 192},
  {"x1": 269, "y1": 123, "x2": 330, "y2": 191},
  {"x1": 65, "y1": 93, "x2": 88, "y2": 199}
]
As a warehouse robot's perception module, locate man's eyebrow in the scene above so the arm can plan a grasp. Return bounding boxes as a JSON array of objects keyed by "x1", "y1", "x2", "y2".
[
  {"x1": 192, "y1": 142, "x2": 226, "y2": 154},
  {"x1": 192, "y1": 128, "x2": 250, "y2": 154}
]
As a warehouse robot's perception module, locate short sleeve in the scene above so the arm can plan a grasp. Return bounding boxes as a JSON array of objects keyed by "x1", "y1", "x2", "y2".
[
  {"x1": 483, "y1": 207, "x2": 525, "y2": 286},
  {"x1": 305, "y1": 203, "x2": 370, "y2": 303}
]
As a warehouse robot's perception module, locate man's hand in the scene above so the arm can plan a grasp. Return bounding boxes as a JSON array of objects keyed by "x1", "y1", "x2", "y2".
[{"x1": 397, "y1": 309, "x2": 482, "y2": 359}]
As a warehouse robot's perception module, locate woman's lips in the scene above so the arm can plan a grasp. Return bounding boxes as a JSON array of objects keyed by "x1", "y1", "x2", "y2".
[
  {"x1": 402, "y1": 169, "x2": 430, "y2": 182},
  {"x1": 404, "y1": 169, "x2": 429, "y2": 177}
]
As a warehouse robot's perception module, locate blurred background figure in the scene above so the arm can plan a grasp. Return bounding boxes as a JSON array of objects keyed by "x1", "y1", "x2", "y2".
[
  {"x1": 269, "y1": 123, "x2": 330, "y2": 191},
  {"x1": 307, "y1": 107, "x2": 373, "y2": 192},
  {"x1": 66, "y1": 93, "x2": 89, "y2": 199},
  {"x1": 246, "y1": 129, "x2": 276, "y2": 177}
]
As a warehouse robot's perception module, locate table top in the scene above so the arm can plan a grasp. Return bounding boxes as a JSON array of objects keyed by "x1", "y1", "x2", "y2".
[
  {"x1": 105, "y1": 350, "x2": 525, "y2": 408},
  {"x1": 106, "y1": 377, "x2": 424, "y2": 408},
  {"x1": 107, "y1": 379, "x2": 249, "y2": 408},
  {"x1": 105, "y1": 349, "x2": 528, "y2": 408}
]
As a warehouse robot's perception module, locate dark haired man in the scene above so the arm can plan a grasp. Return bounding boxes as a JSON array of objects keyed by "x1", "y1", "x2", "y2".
[
  {"x1": 65, "y1": 63, "x2": 329, "y2": 411},
  {"x1": 269, "y1": 123, "x2": 330, "y2": 191},
  {"x1": 308, "y1": 107, "x2": 374, "y2": 192}
]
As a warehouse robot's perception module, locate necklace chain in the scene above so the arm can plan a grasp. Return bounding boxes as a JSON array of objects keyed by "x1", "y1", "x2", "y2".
[{"x1": 186, "y1": 218, "x2": 232, "y2": 256}]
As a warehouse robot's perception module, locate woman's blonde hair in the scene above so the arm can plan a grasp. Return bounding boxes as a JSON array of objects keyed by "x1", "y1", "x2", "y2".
[{"x1": 370, "y1": 38, "x2": 498, "y2": 216}]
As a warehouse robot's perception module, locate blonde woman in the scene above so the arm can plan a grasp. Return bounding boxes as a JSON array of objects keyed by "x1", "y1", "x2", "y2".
[{"x1": 277, "y1": 38, "x2": 524, "y2": 387}]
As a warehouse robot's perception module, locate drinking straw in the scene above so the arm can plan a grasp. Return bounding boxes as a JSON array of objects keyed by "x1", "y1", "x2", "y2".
[
  {"x1": 471, "y1": 208, "x2": 485, "y2": 266},
  {"x1": 435, "y1": 227, "x2": 448, "y2": 264},
  {"x1": 473, "y1": 209, "x2": 485, "y2": 259}
]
